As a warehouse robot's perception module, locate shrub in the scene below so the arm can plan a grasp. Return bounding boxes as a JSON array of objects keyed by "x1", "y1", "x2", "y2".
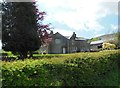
[
  {"x1": 102, "y1": 42, "x2": 116, "y2": 49},
  {"x1": 1, "y1": 50, "x2": 119, "y2": 86}
]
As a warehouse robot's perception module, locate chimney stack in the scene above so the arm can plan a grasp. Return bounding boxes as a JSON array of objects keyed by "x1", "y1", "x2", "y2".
[{"x1": 73, "y1": 32, "x2": 76, "y2": 38}]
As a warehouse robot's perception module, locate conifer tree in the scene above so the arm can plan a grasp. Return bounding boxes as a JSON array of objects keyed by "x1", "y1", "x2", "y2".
[
  {"x1": 2, "y1": 2, "x2": 40, "y2": 59},
  {"x1": 2, "y1": 1, "x2": 52, "y2": 59}
]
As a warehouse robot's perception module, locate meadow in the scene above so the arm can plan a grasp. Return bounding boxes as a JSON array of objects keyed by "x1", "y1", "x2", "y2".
[{"x1": 1, "y1": 50, "x2": 120, "y2": 87}]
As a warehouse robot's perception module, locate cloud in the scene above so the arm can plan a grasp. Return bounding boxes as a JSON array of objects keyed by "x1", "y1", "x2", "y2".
[
  {"x1": 107, "y1": 24, "x2": 118, "y2": 34},
  {"x1": 111, "y1": 24, "x2": 118, "y2": 30},
  {"x1": 53, "y1": 28, "x2": 73, "y2": 36},
  {"x1": 111, "y1": 24, "x2": 118, "y2": 33},
  {"x1": 37, "y1": 0, "x2": 118, "y2": 36},
  {"x1": 94, "y1": 33, "x2": 105, "y2": 38},
  {"x1": 99, "y1": 2, "x2": 118, "y2": 16}
]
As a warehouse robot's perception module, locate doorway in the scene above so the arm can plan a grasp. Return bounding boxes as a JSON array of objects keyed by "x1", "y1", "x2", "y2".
[{"x1": 63, "y1": 48, "x2": 66, "y2": 54}]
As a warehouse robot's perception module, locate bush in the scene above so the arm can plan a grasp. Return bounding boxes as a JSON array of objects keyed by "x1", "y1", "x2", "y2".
[
  {"x1": 102, "y1": 42, "x2": 116, "y2": 49},
  {"x1": 1, "y1": 50, "x2": 119, "y2": 86}
]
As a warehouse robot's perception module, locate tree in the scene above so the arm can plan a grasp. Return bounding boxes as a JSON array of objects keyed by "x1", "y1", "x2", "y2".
[
  {"x1": 35, "y1": 7, "x2": 53, "y2": 46},
  {"x1": 0, "y1": 2, "x2": 1, "y2": 40},
  {"x1": 34, "y1": 1, "x2": 53, "y2": 52},
  {"x1": 110, "y1": 33, "x2": 120, "y2": 48},
  {"x1": 2, "y1": 1, "x2": 52, "y2": 59},
  {"x1": 2, "y1": 2, "x2": 40, "y2": 59}
]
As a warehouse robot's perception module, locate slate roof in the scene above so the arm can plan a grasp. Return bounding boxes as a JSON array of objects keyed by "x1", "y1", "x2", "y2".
[
  {"x1": 64, "y1": 36, "x2": 71, "y2": 39},
  {"x1": 90, "y1": 38, "x2": 116, "y2": 45},
  {"x1": 75, "y1": 37, "x2": 86, "y2": 40},
  {"x1": 54, "y1": 32, "x2": 87, "y2": 40},
  {"x1": 90, "y1": 40, "x2": 106, "y2": 45}
]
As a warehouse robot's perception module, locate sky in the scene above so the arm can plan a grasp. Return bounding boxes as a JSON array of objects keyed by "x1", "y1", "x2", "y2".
[
  {"x1": 36, "y1": 0, "x2": 119, "y2": 39},
  {"x1": 0, "y1": 0, "x2": 119, "y2": 49}
]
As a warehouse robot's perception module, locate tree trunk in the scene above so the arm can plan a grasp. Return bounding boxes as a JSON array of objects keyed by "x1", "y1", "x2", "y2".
[
  {"x1": 18, "y1": 51, "x2": 27, "y2": 60},
  {"x1": 28, "y1": 51, "x2": 33, "y2": 58},
  {"x1": 23, "y1": 52, "x2": 27, "y2": 59}
]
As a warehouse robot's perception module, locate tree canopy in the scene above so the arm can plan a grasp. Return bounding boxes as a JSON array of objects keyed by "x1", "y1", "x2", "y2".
[{"x1": 2, "y1": 1, "x2": 52, "y2": 59}]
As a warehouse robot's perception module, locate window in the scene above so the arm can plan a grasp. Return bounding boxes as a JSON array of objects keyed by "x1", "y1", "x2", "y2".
[{"x1": 55, "y1": 39, "x2": 61, "y2": 44}]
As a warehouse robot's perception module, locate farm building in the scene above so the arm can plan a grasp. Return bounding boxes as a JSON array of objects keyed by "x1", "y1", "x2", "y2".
[{"x1": 40, "y1": 32, "x2": 90, "y2": 54}]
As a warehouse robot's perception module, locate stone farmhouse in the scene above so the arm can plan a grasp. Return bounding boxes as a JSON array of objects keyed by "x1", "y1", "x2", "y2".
[{"x1": 40, "y1": 32, "x2": 90, "y2": 54}]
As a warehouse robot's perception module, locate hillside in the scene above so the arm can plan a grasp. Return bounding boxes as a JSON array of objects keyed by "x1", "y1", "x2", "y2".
[
  {"x1": 88, "y1": 32, "x2": 119, "y2": 43},
  {"x1": 95, "y1": 33, "x2": 119, "y2": 40}
]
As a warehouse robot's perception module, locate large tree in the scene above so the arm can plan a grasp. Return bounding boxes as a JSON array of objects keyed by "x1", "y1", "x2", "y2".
[
  {"x1": 2, "y1": 1, "x2": 52, "y2": 59},
  {"x1": 2, "y1": 1, "x2": 51, "y2": 59}
]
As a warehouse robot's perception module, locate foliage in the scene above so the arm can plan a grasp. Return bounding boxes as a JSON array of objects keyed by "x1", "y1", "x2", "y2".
[
  {"x1": 2, "y1": 1, "x2": 52, "y2": 59},
  {"x1": 107, "y1": 33, "x2": 120, "y2": 48},
  {"x1": 102, "y1": 42, "x2": 116, "y2": 49},
  {"x1": 34, "y1": 2, "x2": 53, "y2": 46},
  {"x1": 88, "y1": 37, "x2": 100, "y2": 43},
  {"x1": 1, "y1": 50, "x2": 119, "y2": 86},
  {"x1": 2, "y1": 2, "x2": 40, "y2": 59}
]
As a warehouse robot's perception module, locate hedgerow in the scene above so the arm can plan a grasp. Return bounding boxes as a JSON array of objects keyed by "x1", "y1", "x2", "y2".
[{"x1": 1, "y1": 50, "x2": 119, "y2": 86}]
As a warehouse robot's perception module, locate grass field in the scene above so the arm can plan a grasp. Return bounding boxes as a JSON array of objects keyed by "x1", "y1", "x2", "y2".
[{"x1": 1, "y1": 49, "x2": 120, "y2": 87}]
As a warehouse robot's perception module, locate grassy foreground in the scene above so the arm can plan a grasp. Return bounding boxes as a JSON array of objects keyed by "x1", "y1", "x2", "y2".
[{"x1": 1, "y1": 50, "x2": 120, "y2": 87}]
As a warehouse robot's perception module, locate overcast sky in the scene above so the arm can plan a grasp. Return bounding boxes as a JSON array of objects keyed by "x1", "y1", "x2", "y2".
[{"x1": 37, "y1": 0, "x2": 119, "y2": 39}]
